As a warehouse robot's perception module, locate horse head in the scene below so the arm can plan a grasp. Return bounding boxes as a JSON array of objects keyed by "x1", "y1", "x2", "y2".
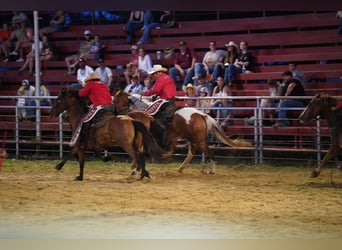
[{"x1": 299, "y1": 92, "x2": 337, "y2": 123}]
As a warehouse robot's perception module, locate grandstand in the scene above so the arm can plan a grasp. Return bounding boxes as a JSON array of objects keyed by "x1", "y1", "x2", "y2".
[{"x1": 0, "y1": 10, "x2": 341, "y2": 164}]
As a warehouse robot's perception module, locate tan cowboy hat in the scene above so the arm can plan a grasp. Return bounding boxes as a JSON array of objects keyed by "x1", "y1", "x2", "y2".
[
  {"x1": 182, "y1": 83, "x2": 197, "y2": 92},
  {"x1": 225, "y1": 41, "x2": 238, "y2": 49},
  {"x1": 84, "y1": 72, "x2": 101, "y2": 83},
  {"x1": 148, "y1": 64, "x2": 168, "y2": 75}
]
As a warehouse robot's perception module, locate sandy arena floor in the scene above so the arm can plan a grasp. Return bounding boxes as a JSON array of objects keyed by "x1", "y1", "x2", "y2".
[{"x1": 0, "y1": 159, "x2": 342, "y2": 239}]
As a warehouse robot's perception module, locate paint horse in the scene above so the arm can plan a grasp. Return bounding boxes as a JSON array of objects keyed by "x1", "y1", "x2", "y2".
[
  {"x1": 113, "y1": 90, "x2": 252, "y2": 174},
  {"x1": 50, "y1": 87, "x2": 164, "y2": 181},
  {"x1": 299, "y1": 93, "x2": 342, "y2": 178}
]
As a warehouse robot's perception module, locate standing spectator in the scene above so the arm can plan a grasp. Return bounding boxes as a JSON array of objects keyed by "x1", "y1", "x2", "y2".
[
  {"x1": 125, "y1": 11, "x2": 144, "y2": 44},
  {"x1": 141, "y1": 64, "x2": 176, "y2": 100},
  {"x1": 273, "y1": 71, "x2": 307, "y2": 127},
  {"x1": 123, "y1": 45, "x2": 139, "y2": 85},
  {"x1": 95, "y1": 58, "x2": 113, "y2": 88},
  {"x1": 124, "y1": 74, "x2": 143, "y2": 94},
  {"x1": 76, "y1": 58, "x2": 94, "y2": 87},
  {"x1": 137, "y1": 10, "x2": 173, "y2": 44},
  {"x1": 17, "y1": 79, "x2": 35, "y2": 120},
  {"x1": 137, "y1": 47, "x2": 152, "y2": 83},
  {"x1": 193, "y1": 41, "x2": 225, "y2": 85},
  {"x1": 182, "y1": 83, "x2": 198, "y2": 107},
  {"x1": 213, "y1": 41, "x2": 239, "y2": 85},
  {"x1": 169, "y1": 41, "x2": 196, "y2": 90},
  {"x1": 65, "y1": 29, "x2": 95, "y2": 75},
  {"x1": 26, "y1": 83, "x2": 51, "y2": 121},
  {"x1": 337, "y1": 11, "x2": 342, "y2": 35},
  {"x1": 16, "y1": 86, "x2": 26, "y2": 121},
  {"x1": 224, "y1": 41, "x2": 253, "y2": 86},
  {"x1": 196, "y1": 86, "x2": 211, "y2": 115},
  {"x1": 39, "y1": 10, "x2": 66, "y2": 38}
]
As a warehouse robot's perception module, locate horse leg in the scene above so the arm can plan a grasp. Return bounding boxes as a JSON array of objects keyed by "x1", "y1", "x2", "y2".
[
  {"x1": 136, "y1": 152, "x2": 150, "y2": 180},
  {"x1": 311, "y1": 147, "x2": 338, "y2": 178},
  {"x1": 177, "y1": 141, "x2": 194, "y2": 174},
  {"x1": 130, "y1": 160, "x2": 138, "y2": 176},
  {"x1": 76, "y1": 151, "x2": 85, "y2": 181},
  {"x1": 55, "y1": 154, "x2": 70, "y2": 170}
]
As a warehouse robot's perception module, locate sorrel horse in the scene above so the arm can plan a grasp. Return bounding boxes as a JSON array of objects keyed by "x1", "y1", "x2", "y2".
[
  {"x1": 113, "y1": 90, "x2": 252, "y2": 174},
  {"x1": 50, "y1": 87, "x2": 164, "y2": 181},
  {"x1": 299, "y1": 93, "x2": 342, "y2": 178}
]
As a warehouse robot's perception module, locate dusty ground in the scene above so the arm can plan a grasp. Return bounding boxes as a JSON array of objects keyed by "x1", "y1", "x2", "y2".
[{"x1": 0, "y1": 159, "x2": 342, "y2": 239}]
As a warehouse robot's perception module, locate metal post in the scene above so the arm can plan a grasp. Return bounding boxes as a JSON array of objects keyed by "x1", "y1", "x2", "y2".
[{"x1": 34, "y1": 11, "x2": 41, "y2": 155}]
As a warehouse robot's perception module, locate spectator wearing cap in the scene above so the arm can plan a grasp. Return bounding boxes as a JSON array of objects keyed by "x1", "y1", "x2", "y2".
[
  {"x1": 16, "y1": 79, "x2": 35, "y2": 120},
  {"x1": 182, "y1": 83, "x2": 198, "y2": 107},
  {"x1": 65, "y1": 29, "x2": 95, "y2": 75},
  {"x1": 77, "y1": 58, "x2": 94, "y2": 87},
  {"x1": 273, "y1": 70, "x2": 307, "y2": 128},
  {"x1": 193, "y1": 41, "x2": 225, "y2": 85},
  {"x1": 124, "y1": 74, "x2": 143, "y2": 94},
  {"x1": 193, "y1": 73, "x2": 213, "y2": 96},
  {"x1": 169, "y1": 41, "x2": 196, "y2": 90},
  {"x1": 196, "y1": 86, "x2": 211, "y2": 114},
  {"x1": 125, "y1": 11, "x2": 144, "y2": 44},
  {"x1": 124, "y1": 45, "x2": 139, "y2": 85},
  {"x1": 95, "y1": 58, "x2": 113, "y2": 88},
  {"x1": 141, "y1": 64, "x2": 176, "y2": 100}
]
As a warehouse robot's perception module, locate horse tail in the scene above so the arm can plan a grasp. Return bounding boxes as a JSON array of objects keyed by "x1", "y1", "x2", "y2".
[
  {"x1": 204, "y1": 115, "x2": 252, "y2": 147},
  {"x1": 132, "y1": 120, "x2": 165, "y2": 161}
]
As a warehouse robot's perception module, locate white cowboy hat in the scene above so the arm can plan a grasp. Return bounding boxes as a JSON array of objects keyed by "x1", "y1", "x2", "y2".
[
  {"x1": 182, "y1": 83, "x2": 197, "y2": 92},
  {"x1": 225, "y1": 41, "x2": 238, "y2": 49},
  {"x1": 148, "y1": 64, "x2": 168, "y2": 75},
  {"x1": 84, "y1": 72, "x2": 101, "y2": 83}
]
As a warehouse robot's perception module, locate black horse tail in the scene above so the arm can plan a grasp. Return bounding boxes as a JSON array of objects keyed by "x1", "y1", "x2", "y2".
[{"x1": 132, "y1": 120, "x2": 165, "y2": 162}]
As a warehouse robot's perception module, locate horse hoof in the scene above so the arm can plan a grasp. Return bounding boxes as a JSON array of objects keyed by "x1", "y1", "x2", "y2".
[
  {"x1": 131, "y1": 170, "x2": 137, "y2": 176},
  {"x1": 55, "y1": 165, "x2": 62, "y2": 170},
  {"x1": 177, "y1": 169, "x2": 184, "y2": 174},
  {"x1": 310, "y1": 170, "x2": 319, "y2": 178},
  {"x1": 75, "y1": 176, "x2": 83, "y2": 181}
]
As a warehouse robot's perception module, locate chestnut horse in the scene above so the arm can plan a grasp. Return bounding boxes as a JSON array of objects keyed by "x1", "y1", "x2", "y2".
[
  {"x1": 50, "y1": 87, "x2": 164, "y2": 181},
  {"x1": 113, "y1": 90, "x2": 252, "y2": 174},
  {"x1": 299, "y1": 93, "x2": 342, "y2": 178}
]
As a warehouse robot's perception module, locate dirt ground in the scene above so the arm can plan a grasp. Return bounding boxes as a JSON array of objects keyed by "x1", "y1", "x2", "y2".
[{"x1": 0, "y1": 159, "x2": 342, "y2": 239}]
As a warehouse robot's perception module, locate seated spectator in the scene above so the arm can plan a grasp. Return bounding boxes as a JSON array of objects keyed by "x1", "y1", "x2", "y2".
[
  {"x1": 95, "y1": 58, "x2": 113, "y2": 89},
  {"x1": 193, "y1": 41, "x2": 225, "y2": 85},
  {"x1": 18, "y1": 35, "x2": 43, "y2": 75},
  {"x1": 182, "y1": 83, "x2": 198, "y2": 107},
  {"x1": 125, "y1": 10, "x2": 144, "y2": 44},
  {"x1": 273, "y1": 71, "x2": 308, "y2": 127},
  {"x1": 16, "y1": 86, "x2": 26, "y2": 121},
  {"x1": 90, "y1": 34, "x2": 106, "y2": 61},
  {"x1": 137, "y1": 47, "x2": 152, "y2": 83},
  {"x1": 288, "y1": 61, "x2": 304, "y2": 83},
  {"x1": 216, "y1": 90, "x2": 234, "y2": 128},
  {"x1": 124, "y1": 45, "x2": 139, "y2": 85},
  {"x1": 142, "y1": 78, "x2": 153, "y2": 91},
  {"x1": 196, "y1": 86, "x2": 211, "y2": 115},
  {"x1": 212, "y1": 41, "x2": 239, "y2": 85},
  {"x1": 26, "y1": 83, "x2": 51, "y2": 121},
  {"x1": 77, "y1": 58, "x2": 94, "y2": 87},
  {"x1": 210, "y1": 76, "x2": 225, "y2": 117},
  {"x1": 65, "y1": 29, "x2": 95, "y2": 75},
  {"x1": 124, "y1": 74, "x2": 143, "y2": 94},
  {"x1": 193, "y1": 73, "x2": 213, "y2": 96},
  {"x1": 260, "y1": 79, "x2": 282, "y2": 126},
  {"x1": 337, "y1": 11, "x2": 342, "y2": 35},
  {"x1": 11, "y1": 11, "x2": 28, "y2": 26},
  {"x1": 39, "y1": 10, "x2": 66, "y2": 38},
  {"x1": 224, "y1": 41, "x2": 253, "y2": 86},
  {"x1": 0, "y1": 23, "x2": 12, "y2": 57},
  {"x1": 169, "y1": 41, "x2": 196, "y2": 90},
  {"x1": 137, "y1": 10, "x2": 173, "y2": 44},
  {"x1": 17, "y1": 79, "x2": 35, "y2": 121}
]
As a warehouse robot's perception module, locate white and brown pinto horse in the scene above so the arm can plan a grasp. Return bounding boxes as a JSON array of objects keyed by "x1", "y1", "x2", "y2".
[{"x1": 113, "y1": 90, "x2": 252, "y2": 174}]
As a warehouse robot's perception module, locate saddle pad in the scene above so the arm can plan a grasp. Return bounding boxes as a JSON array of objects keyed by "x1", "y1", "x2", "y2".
[{"x1": 144, "y1": 99, "x2": 168, "y2": 115}]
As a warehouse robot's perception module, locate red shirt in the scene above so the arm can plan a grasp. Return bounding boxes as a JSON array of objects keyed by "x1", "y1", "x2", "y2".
[
  {"x1": 143, "y1": 73, "x2": 176, "y2": 99},
  {"x1": 79, "y1": 81, "x2": 112, "y2": 107}
]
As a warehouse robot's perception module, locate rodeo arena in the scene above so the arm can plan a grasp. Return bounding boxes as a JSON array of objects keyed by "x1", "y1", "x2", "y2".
[{"x1": 1, "y1": 9, "x2": 342, "y2": 242}]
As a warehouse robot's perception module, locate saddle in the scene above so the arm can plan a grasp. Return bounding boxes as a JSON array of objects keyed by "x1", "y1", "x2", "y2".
[{"x1": 144, "y1": 99, "x2": 179, "y2": 123}]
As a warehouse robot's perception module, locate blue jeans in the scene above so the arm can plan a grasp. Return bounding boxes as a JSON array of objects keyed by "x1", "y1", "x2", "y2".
[
  {"x1": 224, "y1": 64, "x2": 242, "y2": 85},
  {"x1": 277, "y1": 99, "x2": 306, "y2": 125},
  {"x1": 125, "y1": 21, "x2": 143, "y2": 43},
  {"x1": 27, "y1": 99, "x2": 51, "y2": 117},
  {"x1": 138, "y1": 10, "x2": 162, "y2": 44},
  {"x1": 169, "y1": 67, "x2": 194, "y2": 86}
]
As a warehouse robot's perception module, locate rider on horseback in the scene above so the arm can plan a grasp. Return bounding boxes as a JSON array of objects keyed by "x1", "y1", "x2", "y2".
[
  {"x1": 140, "y1": 64, "x2": 178, "y2": 123},
  {"x1": 69, "y1": 72, "x2": 113, "y2": 147}
]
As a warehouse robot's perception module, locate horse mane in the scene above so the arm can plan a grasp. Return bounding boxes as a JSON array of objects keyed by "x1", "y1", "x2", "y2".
[
  {"x1": 63, "y1": 86, "x2": 89, "y2": 113},
  {"x1": 315, "y1": 92, "x2": 338, "y2": 107}
]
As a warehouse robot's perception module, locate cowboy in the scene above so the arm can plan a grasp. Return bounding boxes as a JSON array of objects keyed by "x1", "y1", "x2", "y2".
[
  {"x1": 141, "y1": 64, "x2": 176, "y2": 100},
  {"x1": 69, "y1": 72, "x2": 113, "y2": 147}
]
